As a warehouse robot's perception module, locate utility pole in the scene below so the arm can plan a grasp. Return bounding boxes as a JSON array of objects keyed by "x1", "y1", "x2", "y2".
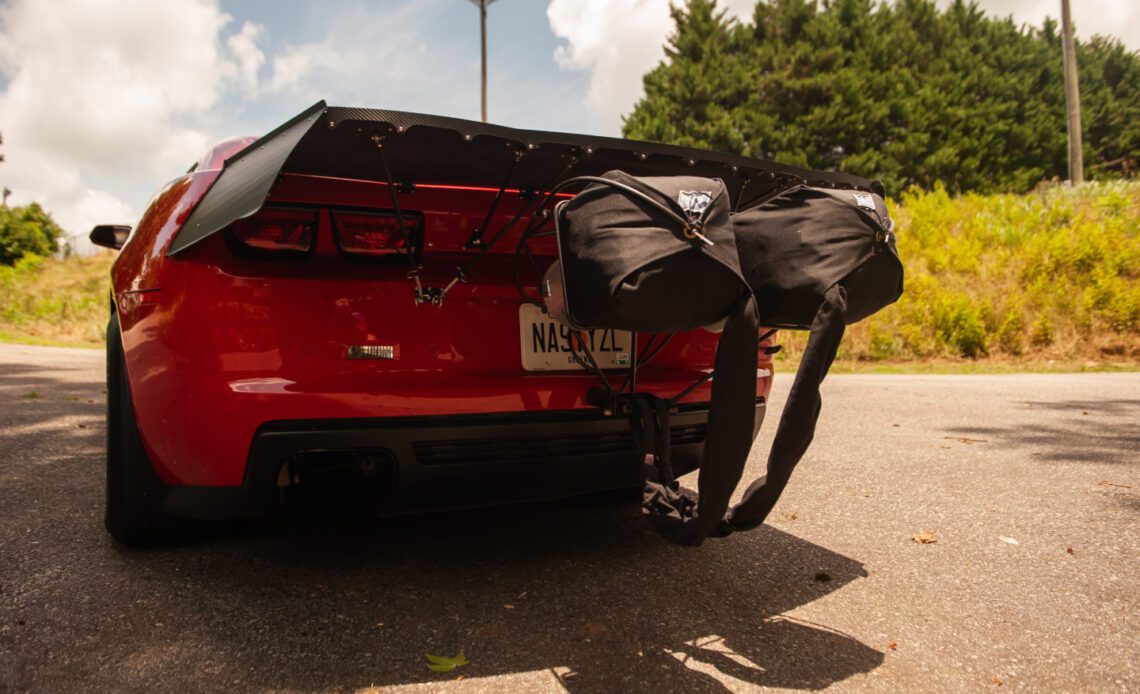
[
  {"x1": 466, "y1": 0, "x2": 497, "y2": 122},
  {"x1": 1060, "y1": 0, "x2": 1083, "y2": 183}
]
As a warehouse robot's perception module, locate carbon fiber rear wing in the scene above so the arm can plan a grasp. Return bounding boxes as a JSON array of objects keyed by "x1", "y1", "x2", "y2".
[{"x1": 167, "y1": 100, "x2": 882, "y2": 257}]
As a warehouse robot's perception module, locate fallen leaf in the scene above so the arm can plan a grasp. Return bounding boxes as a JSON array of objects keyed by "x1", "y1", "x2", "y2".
[
  {"x1": 999, "y1": 536, "x2": 1019, "y2": 545},
  {"x1": 1066, "y1": 547, "x2": 1074, "y2": 555},
  {"x1": 912, "y1": 532, "x2": 937, "y2": 544},
  {"x1": 992, "y1": 676, "x2": 1004, "y2": 686},
  {"x1": 1098, "y1": 480, "x2": 1133, "y2": 489},
  {"x1": 582, "y1": 621, "x2": 607, "y2": 637},
  {"x1": 426, "y1": 650, "x2": 470, "y2": 673},
  {"x1": 892, "y1": 423, "x2": 900, "y2": 427},
  {"x1": 481, "y1": 623, "x2": 512, "y2": 640},
  {"x1": 783, "y1": 512, "x2": 798, "y2": 521},
  {"x1": 942, "y1": 436, "x2": 988, "y2": 444},
  {"x1": 887, "y1": 641, "x2": 897, "y2": 651}
]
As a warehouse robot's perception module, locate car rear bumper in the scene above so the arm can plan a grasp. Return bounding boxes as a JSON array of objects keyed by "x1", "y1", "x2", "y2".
[{"x1": 160, "y1": 400, "x2": 766, "y2": 520}]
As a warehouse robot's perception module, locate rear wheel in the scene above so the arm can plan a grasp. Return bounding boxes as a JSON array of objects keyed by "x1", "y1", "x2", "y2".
[{"x1": 104, "y1": 317, "x2": 176, "y2": 546}]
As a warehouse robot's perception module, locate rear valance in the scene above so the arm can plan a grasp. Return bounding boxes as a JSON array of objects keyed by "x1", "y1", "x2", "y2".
[{"x1": 168, "y1": 100, "x2": 882, "y2": 256}]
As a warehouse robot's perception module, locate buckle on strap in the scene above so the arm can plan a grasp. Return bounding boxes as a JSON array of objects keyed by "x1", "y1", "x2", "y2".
[{"x1": 682, "y1": 221, "x2": 714, "y2": 246}]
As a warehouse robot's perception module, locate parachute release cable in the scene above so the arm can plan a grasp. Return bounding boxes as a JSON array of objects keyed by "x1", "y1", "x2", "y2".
[
  {"x1": 372, "y1": 134, "x2": 433, "y2": 305},
  {"x1": 429, "y1": 156, "x2": 577, "y2": 307},
  {"x1": 464, "y1": 149, "x2": 524, "y2": 249}
]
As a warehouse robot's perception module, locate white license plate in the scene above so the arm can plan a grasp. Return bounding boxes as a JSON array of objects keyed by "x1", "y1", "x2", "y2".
[{"x1": 518, "y1": 303, "x2": 632, "y2": 372}]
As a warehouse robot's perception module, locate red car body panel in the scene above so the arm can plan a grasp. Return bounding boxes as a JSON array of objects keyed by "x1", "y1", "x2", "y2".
[{"x1": 112, "y1": 140, "x2": 774, "y2": 490}]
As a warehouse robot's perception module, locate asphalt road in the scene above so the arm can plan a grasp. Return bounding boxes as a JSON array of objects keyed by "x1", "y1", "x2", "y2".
[{"x1": 1, "y1": 343, "x2": 1137, "y2": 693}]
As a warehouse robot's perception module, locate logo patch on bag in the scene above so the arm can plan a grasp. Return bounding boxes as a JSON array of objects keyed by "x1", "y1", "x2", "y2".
[
  {"x1": 678, "y1": 190, "x2": 713, "y2": 217},
  {"x1": 853, "y1": 193, "x2": 877, "y2": 211}
]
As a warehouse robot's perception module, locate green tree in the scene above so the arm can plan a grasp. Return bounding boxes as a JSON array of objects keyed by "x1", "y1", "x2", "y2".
[
  {"x1": 0, "y1": 203, "x2": 64, "y2": 265},
  {"x1": 622, "y1": 0, "x2": 756, "y2": 155},
  {"x1": 624, "y1": 0, "x2": 1140, "y2": 194}
]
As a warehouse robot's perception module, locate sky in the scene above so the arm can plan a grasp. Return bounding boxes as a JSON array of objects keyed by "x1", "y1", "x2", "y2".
[{"x1": 0, "y1": 0, "x2": 1136, "y2": 253}]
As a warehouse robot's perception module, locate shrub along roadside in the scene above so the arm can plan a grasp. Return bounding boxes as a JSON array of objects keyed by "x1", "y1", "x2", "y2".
[
  {"x1": 0, "y1": 182, "x2": 1137, "y2": 368},
  {"x1": 776, "y1": 180, "x2": 1140, "y2": 366}
]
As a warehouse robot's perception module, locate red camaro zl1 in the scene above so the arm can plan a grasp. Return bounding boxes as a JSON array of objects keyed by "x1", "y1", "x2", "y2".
[{"x1": 94, "y1": 102, "x2": 875, "y2": 545}]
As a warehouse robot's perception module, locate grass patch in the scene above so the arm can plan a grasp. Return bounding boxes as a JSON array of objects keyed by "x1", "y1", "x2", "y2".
[
  {"x1": 790, "y1": 356, "x2": 1139, "y2": 374},
  {"x1": 0, "y1": 252, "x2": 113, "y2": 347}
]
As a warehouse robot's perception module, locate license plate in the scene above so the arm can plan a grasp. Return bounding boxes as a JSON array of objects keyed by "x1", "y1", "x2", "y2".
[{"x1": 519, "y1": 303, "x2": 632, "y2": 372}]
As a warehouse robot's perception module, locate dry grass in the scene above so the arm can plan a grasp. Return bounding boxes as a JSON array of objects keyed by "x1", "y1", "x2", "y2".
[{"x1": 0, "y1": 251, "x2": 114, "y2": 347}]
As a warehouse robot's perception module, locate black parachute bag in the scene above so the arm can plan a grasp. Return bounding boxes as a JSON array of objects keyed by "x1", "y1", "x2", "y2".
[
  {"x1": 549, "y1": 170, "x2": 762, "y2": 545},
  {"x1": 716, "y1": 186, "x2": 904, "y2": 536},
  {"x1": 551, "y1": 170, "x2": 745, "y2": 331}
]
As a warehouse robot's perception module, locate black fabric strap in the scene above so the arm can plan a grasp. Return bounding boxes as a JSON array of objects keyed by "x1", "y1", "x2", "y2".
[
  {"x1": 641, "y1": 292, "x2": 760, "y2": 546},
  {"x1": 719, "y1": 283, "x2": 848, "y2": 533}
]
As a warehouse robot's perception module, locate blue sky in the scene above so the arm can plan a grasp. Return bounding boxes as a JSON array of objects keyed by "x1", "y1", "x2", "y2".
[
  {"x1": 212, "y1": 0, "x2": 594, "y2": 133},
  {"x1": 0, "y1": 0, "x2": 1136, "y2": 252}
]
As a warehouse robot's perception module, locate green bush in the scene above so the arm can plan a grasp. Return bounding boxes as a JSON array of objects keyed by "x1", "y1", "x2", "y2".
[
  {"x1": 0, "y1": 203, "x2": 64, "y2": 265},
  {"x1": 996, "y1": 304, "x2": 1025, "y2": 355}
]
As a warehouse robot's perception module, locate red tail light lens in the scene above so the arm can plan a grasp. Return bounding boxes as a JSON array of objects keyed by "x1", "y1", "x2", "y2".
[
  {"x1": 332, "y1": 211, "x2": 422, "y2": 258},
  {"x1": 230, "y1": 208, "x2": 316, "y2": 253}
]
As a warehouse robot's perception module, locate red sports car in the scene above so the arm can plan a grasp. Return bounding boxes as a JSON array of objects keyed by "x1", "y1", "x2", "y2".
[{"x1": 93, "y1": 102, "x2": 875, "y2": 545}]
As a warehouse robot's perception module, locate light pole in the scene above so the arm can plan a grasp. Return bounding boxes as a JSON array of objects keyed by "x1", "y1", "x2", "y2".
[
  {"x1": 1060, "y1": 0, "x2": 1083, "y2": 183},
  {"x1": 466, "y1": 0, "x2": 497, "y2": 122}
]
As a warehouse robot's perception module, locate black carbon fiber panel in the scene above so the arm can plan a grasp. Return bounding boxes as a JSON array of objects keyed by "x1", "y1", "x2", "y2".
[{"x1": 167, "y1": 100, "x2": 881, "y2": 256}]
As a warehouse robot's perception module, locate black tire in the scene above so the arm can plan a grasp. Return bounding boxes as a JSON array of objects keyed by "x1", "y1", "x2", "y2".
[{"x1": 104, "y1": 317, "x2": 175, "y2": 546}]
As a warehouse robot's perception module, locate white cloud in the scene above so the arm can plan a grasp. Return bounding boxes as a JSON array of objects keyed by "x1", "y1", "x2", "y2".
[
  {"x1": 0, "y1": 0, "x2": 266, "y2": 252},
  {"x1": 266, "y1": 41, "x2": 351, "y2": 94},
  {"x1": 261, "y1": 2, "x2": 444, "y2": 108},
  {"x1": 227, "y1": 21, "x2": 267, "y2": 93},
  {"x1": 546, "y1": 0, "x2": 753, "y2": 136}
]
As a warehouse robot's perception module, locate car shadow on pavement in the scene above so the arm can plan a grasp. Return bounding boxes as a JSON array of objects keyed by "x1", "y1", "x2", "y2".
[
  {"x1": 105, "y1": 496, "x2": 882, "y2": 692},
  {"x1": 1, "y1": 353, "x2": 882, "y2": 692}
]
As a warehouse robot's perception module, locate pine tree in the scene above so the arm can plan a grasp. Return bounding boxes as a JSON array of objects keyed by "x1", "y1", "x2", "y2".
[{"x1": 623, "y1": 0, "x2": 754, "y2": 154}]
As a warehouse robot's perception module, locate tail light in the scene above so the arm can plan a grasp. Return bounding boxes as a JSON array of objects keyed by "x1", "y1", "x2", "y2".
[
  {"x1": 229, "y1": 207, "x2": 316, "y2": 254},
  {"x1": 332, "y1": 210, "x2": 423, "y2": 259}
]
